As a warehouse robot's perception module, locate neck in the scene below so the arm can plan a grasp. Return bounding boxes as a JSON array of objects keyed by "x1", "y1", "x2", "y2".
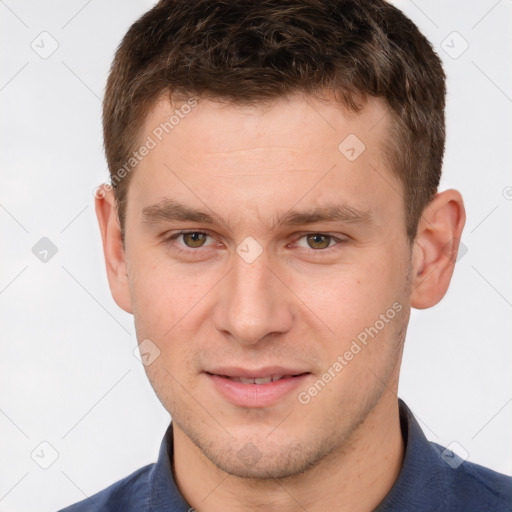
[{"x1": 172, "y1": 393, "x2": 404, "y2": 512}]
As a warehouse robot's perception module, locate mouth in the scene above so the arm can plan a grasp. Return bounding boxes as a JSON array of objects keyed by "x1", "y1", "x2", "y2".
[
  {"x1": 204, "y1": 367, "x2": 312, "y2": 407},
  {"x1": 205, "y1": 373, "x2": 308, "y2": 384}
]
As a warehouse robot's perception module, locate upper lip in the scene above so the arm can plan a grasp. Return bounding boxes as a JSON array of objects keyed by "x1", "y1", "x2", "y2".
[{"x1": 205, "y1": 366, "x2": 310, "y2": 379}]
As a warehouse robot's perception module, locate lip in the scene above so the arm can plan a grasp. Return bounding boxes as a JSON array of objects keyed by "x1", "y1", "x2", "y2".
[{"x1": 205, "y1": 369, "x2": 311, "y2": 408}]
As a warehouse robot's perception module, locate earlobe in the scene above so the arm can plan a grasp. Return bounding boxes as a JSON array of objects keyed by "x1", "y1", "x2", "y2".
[
  {"x1": 410, "y1": 189, "x2": 466, "y2": 310},
  {"x1": 95, "y1": 184, "x2": 133, "y2": 314}
]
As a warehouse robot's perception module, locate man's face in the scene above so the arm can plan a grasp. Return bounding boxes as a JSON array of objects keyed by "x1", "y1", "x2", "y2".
[{"x1": 122, "y1": 93, "x2": 413, "y2": 478}]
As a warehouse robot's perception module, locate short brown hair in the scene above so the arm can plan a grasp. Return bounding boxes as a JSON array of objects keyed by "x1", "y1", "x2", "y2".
[{"x1": 103, "y1": 0, "x2": 446, "y2": 242}]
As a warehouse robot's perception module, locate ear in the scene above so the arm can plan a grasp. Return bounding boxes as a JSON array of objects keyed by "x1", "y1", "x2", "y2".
[
  {"x1": 410, "y1": 189, "x2": 466, "y2": 309},
  {"x1": 95, "y1": 184, "x2": 133, "y2": 314}
]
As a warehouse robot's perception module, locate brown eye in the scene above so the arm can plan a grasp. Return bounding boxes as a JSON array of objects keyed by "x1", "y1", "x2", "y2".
[
  {"x1": 306, "y1": 234, "x2": 332, "y2": 249},
  {"x1": 182, "y1": 232, "x2": 208, "y2": 248}
]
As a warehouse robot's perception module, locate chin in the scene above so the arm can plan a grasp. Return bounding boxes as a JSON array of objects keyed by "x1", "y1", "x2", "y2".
[
  {"x1": 205, "y1": 444, "x2": 318, "y2": 480},
  {"x1": 186, "y1": 424, "x2": 336, "y2": 481}
]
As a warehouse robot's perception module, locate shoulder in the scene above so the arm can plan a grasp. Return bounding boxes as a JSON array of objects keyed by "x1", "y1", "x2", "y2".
[
  {"x1": 58, "y1": 462, "x2": 154, "y2": 511},
  {"x1": 386, "y1": 401, "x2": 512, "y2": 512},
  {"x1": 429, "y1": 441, "x2": 512, "y2": 511}
]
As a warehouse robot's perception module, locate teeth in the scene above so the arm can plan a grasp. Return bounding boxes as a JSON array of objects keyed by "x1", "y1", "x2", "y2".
[
  {"x1": 238, "y1": 377, "x2": 259, "y2": 384},
  {"x1": 228, "y1": 375, "x2": 288, "y2": 384},
  {"x1": 272, "y1": 375, "x2": 286, "y2": 382},
  {"x1": 254, "y1": 376, "x2": 273, "y2": 384}
]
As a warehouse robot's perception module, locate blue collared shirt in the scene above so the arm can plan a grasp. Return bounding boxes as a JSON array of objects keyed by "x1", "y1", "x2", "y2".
[{"x1": 59, "y1": 400, "x2": 512, "y2": 511}]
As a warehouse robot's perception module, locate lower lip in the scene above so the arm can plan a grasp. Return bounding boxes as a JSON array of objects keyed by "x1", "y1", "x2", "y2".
[{"x1": 206, "y1": 373, "x2": 310, "y2": 408}]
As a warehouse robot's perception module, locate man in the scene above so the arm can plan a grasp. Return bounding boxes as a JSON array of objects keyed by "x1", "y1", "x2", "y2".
[{"x1": 60, "y1": 0, "x2": 512, "y2": 510}]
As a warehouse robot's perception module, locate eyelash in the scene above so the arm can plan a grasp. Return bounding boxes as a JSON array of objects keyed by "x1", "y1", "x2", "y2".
[{"x1": 162, "y1": 230, "x2": 347, "y2": 255}]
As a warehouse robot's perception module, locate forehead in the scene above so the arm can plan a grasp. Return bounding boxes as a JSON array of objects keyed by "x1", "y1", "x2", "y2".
[
  {"x1": 127, "y1": 92, "x2": 402, "y2": 233},
  {"x1": 141, "y1": 91, "x2": 390, "y2": 163}
]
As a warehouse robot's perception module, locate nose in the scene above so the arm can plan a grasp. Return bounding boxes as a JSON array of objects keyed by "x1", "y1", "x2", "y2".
[{"x1": 212, "y1": 250, "x2": 294, "y2": 346}]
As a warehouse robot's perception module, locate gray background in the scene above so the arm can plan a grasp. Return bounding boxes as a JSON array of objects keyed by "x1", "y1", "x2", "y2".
[{"x1": 0, "y1": 1, "x2": 511, "y2": 510}]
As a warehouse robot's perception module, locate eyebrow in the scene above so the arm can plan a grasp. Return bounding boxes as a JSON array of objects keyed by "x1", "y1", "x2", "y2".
[
  {"x1": 141, "y1": 200, "x2": 224, "y2": 225},
  {"x1": 141, "y1": 199, "x2": 374, "y2": 230}
]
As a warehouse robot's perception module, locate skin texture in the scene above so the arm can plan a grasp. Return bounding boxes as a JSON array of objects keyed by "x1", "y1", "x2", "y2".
[{"x1": 96, "y1": 92, "x2": 465, "y2": 512}]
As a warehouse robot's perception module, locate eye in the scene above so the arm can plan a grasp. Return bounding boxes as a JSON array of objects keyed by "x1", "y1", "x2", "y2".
[
  {"x1": 294, "y1": 233, "x2": 344, "y2": 250},
  {"x1": 181, "y1": 232, "x2": 209, "y2": 248},
  {"x1": 165, "y1": 231, "x2": 215, "y2": 249}
]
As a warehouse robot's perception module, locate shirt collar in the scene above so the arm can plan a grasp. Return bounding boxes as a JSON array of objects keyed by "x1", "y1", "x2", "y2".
[
  {"x1": 374, "y1": 399, "x2": 451, "y2": 511},
  {"x1": 146, "y1": 422, "x2": 191, "y2": 511}
]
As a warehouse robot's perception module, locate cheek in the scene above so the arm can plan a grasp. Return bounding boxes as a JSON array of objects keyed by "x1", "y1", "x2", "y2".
[
  {"x1": 127, "y1": 251, "x2": 216, "y2": 379},
  {"x1": 128, "y1": 251, "x2": 199, "y2": 327},
  {"x1": 295, "y1": 255, "x2": 402, "y2": 336}
]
